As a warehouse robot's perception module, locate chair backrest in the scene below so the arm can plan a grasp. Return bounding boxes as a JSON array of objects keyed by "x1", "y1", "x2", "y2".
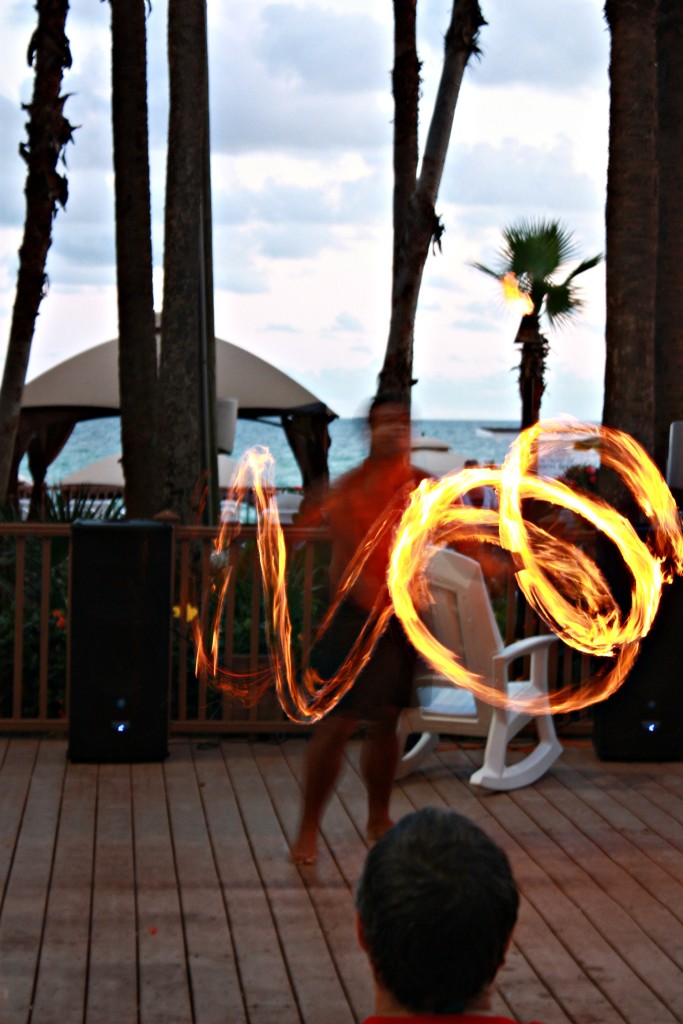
[
  {"x1": 276, "y1": 491, "x2": 304, "y2": 524},
  {"x1": 424, "y1": 547, "x2": 503, "y2": 683}
]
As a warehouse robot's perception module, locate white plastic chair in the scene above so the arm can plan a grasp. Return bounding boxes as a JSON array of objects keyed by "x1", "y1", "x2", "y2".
[
  {"x1": 276, "y1": 491, "x2": 304, "y2": 524},
  {"x1": 396, "y1": 548, "x2": 563, "y2": 790}
]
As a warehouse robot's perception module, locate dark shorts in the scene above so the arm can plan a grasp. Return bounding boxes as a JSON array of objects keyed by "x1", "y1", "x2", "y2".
[{"x1": 311, "y1": 602, "x2": 415, "y2": 719}]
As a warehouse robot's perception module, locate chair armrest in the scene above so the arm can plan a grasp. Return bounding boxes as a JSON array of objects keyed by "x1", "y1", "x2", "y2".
[{"x1": 492, "y1": 632, "x2": 558, "y2": 669}]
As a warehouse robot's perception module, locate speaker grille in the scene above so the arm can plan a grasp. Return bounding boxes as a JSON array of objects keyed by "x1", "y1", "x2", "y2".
[{"x1": 68, "y1": 520, "x2": 173, "y2": 763}]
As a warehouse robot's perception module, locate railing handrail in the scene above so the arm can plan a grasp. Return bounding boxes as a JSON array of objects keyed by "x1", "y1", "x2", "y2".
[{"x1": 0, "y1": 519, "x2": 594, "y2": 736}]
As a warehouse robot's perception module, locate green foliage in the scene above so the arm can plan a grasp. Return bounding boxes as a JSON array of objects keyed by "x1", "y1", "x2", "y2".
[
  {"x1": 471, "y1": 217, "x2": 602, "y2": 329},
  {"x1": 38, "y1": 488, "x2": 126, "y2": 522},
  {"x1": 0, "y1": 534, "x2": 69, "y2": 720},
  {"x1": 498, "y1": 218, "x2": 582, "y2": 280},
  {"x1": 1, "y1": 487, "x2": 126, "y2": 523},
  {"x1": 170, "y1": 534, "x2": 332, "y2": 722},
  {"x1": 1, "y1": 518, "x2": 331, "y2": 727}
]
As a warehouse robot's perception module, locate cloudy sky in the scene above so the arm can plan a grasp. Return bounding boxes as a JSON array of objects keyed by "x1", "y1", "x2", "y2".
[{"x1": 0, "y1": 0, "x2": 609, "y2": 421}]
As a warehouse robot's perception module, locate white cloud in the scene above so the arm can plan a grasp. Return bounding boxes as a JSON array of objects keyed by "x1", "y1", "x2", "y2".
[
  {"x1": 257, "y1": 4, "x2": 390, "y2": 93},
  {"x1": 331, "y1": 312, "x2": 364, "y2": 333},
  {"x1": 0, "y1": 0, "x2": 610, "y2": 425},
  {"x1": 472, "y1": 0, "x2": 608, "y2": 92}
]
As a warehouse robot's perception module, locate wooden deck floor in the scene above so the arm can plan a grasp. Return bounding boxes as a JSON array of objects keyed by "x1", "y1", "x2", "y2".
[{"x1": 1, "y1": 734, "x2": 682, "y2": 1024}]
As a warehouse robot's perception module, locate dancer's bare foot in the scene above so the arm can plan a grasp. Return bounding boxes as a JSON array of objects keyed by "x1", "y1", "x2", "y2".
[
  {"x1": 290, "y1": 831, "x2": 318, "y2": 865},
  {"x1": 366, "y1": 816, "x2": 393, "y2": 844}
]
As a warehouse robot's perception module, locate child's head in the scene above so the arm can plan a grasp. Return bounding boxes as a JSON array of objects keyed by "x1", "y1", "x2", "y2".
[{"x1": 356, "y1": 807, "x2": 519, "y2": 1015}]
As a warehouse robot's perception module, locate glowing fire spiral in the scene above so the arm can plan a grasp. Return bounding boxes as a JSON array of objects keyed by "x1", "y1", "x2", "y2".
[
  {"x1": 389, "y1": 421, "x2": 683, "y2": 714},
  {"x1": 195, "y1": 422, "x2": 683, "y2": 722},
  {"x1": 193, "y1": 447, "x2": 397, "y2": 722}
]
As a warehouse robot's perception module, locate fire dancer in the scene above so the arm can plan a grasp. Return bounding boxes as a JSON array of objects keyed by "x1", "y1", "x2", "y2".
[
  {"x1": 356, "y1": 806, "x2": 543, "y2": 1023},
  {"x1": 290, "y1": 393, "x2": 426, "y2": 865}
]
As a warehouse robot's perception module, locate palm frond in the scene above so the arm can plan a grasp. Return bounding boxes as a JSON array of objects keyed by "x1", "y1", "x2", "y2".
[
  {"x1": 499, "y1": 218, "x2": 581, "y2": 282},
  {"x1": 544, "y1": 282, "x2": 582, "y2": 327},
  {"x1": 561, "y1": 252, "x2": 603, "y2": 284},
  {"x1": 474, "y1": 219, "x2": 600, "y2": 334},
  {"x1": 469, "y1": 261, "x2": 504, "y2": 281}
]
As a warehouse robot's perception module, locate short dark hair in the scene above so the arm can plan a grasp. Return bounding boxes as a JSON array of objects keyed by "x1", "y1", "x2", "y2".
[
  {"x1": 368, "y1": 391, "x2": 409, "y2": 425},
  {"x1": 356, "y1": 807, "x2": 519, "y2": 1014}
]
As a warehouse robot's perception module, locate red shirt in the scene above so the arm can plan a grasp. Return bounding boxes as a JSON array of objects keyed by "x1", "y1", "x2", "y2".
[
  {"x1": 363, "y1": 1016, "x2": 544, "y2": 1024},
  {"x1": 304, "y1": 455, "x2": 425, "y2": 612}
]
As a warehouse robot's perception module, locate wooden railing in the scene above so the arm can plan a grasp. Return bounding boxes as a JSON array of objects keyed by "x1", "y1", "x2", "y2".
[
  {"x1": 169, "y1": 523, "x2": 327, "y2": 733},
  {"x1": 0, "y1": 521, "x2": 593, "y2": 737}
]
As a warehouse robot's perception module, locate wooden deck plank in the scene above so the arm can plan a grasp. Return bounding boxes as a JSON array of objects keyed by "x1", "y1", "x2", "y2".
[
  {"x1": 507, "y1": 777, "x2": 683, "y2": 1021},
  {"x1": 561, "y1": 745, "x2": 683, "y2": 852},
  {"x1": 30, "y1": 760, "x2": 97, "y2": 1024},
  {"x1": 340, "y1": 740, "x2": 548, "y2": 1022},
  {"x1": 1, "y1": 736, "x2": 682, "y2": 1024},
  {"x1": 163, "y1": 744, "x2": 247, "y2": 1024},
  {"x1": 254, "y1": 738, "x2": 375, "y2": 1023},
  {"x1": 0, "y1": 740, "x2": 64, "y2": 1023},
  {"x1": 421, "y1": 744, "x2": 633, "y2": 1024},
  {"x1": 395, "y1": 746, "x2": 585, "y2": 1024},
  {"x1": 553, "y1": 745, "x2": 683, "y2": 888},
  {"x1": 222, "y1": 740, "x2": 356, "y2": 1024},
  {"x1": 534, "y1": 759, "x2": 683, "y2": 935},
  {"x1": 0, "y1": 739, "x2": 39, "y2": 907},
  {"x1": 86, "y1": 764, "x2": 138, "y2": 1024},
  {"x1": 279, "y1": 736, "x2": 373, "y2": 888},
  {"x1": 131, "y1": 762, "x2": 194, "y2": 1024},
  {"x1": 607, "y1": 759, "x2": 683, "y2": 824},
  {"x1": 557, "y1": 741, "x2": 683, "y2": 884},
  {"x1": 194, "y1": 739, "x2": 301, "y2": 1024},
  {"x1": 451, "y1": 744, "x2": 679, "y2": 1024}
]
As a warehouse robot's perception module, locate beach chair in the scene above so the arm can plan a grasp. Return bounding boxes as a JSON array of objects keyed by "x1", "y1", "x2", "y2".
[{"x1": 396, "y1": 547, "x2": 563, "y2": 790}]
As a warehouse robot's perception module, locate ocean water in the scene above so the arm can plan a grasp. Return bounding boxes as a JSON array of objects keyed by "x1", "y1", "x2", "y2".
[{"x1": 29, "y1": 416, "x2": 595, "y2": 489}]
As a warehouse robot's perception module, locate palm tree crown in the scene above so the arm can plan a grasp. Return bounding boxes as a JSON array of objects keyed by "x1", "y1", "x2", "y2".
[{"x1": 472, "y1": 218, "x2": 602, "y2": 427}]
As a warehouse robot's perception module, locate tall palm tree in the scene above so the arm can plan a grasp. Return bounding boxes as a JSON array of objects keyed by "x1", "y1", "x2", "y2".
[
  {"x1": 159, "y1": 0, "x2": 217, "y2": 523},
  {"x1": 0, "y1": 0, "x2": 73, "y2": 507},
  {"x1": 377, "y1": 0, "x2": 486, "y2": 406},
  {"x1": 603, "y1": 0, "x2": 656, "y2": 468},
  {"x1": 654, "y1": 0, "x2": 683, "y2": 474},
  {"x1": 472, "y1": 218, "x2": 602, "y2": 428},
  {"x1": 110, "y1": 0, "x2": 160, "y2": 518}
]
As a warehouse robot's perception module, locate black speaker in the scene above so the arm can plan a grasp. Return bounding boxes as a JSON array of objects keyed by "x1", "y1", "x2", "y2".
[
  {"x1": 68, "y1": 519, "x2": 173, "y2": 763},
  {"x1": 593, "y1": 560, "x2": 683, "y2": 761}
]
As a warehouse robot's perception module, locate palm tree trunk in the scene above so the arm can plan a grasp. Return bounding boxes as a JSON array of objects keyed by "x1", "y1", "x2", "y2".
[
  {"x1": 111, "y1": 0, "x2": 160, "y2": 518},
  {"x1": 0, "y1": 0, "x2": 72, "y2": 506},
  {"x1": 378, "y1": 0, "x2": 485, "y2": 404},
  {"x1": 654, "y1": 0, "x2": 683, "y2": 473},
  {"x1": 159, "y1": 0, "x2": 214, "y2": 522},
  {"x1": 391, "y1": 0, "x2": 419, "y2": 296},
  {"x1": 515, "y1": 312, "x2": 548, "y2": 429},
  {"x1": 602, "y1": 0, "x2": 656, "y2": 479}
]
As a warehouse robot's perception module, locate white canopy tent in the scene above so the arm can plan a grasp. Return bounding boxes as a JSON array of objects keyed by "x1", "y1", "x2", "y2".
[
  {"x1": 21, "y1": 336, "x2": 333, "y2": 420},
  {"x1": 15, "y1": 333, "x2": 336, "y2": 494}
]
